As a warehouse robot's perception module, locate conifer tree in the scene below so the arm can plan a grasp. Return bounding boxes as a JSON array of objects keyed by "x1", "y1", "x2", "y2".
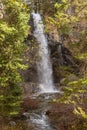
[{"x1": 0, "y1": 0, "x2": 29, "y2": 117}]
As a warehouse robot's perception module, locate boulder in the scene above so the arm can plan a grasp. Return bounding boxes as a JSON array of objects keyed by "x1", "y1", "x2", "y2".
[{"x1": 9, "y1": 121, "x2": 16, "y2": 127}]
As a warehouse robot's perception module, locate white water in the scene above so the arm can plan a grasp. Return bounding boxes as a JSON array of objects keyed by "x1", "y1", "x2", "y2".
[
  {"x1": 30, "y1": 113, "x2": 53, "y2": 130},
  {"x1": 32, "y1": 12, "x2": 57, "y2": 93}
]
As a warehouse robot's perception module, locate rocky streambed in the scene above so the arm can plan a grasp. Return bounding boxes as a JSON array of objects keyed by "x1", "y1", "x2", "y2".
[
  {"x1": 2, "y1": 83, "x2": 87, "y2": 130},
  {"x1": 20, "y1": 91, "x2": 62, "y2": 130},
  {"x1": 19, "y1": 83, "x2": 87, "y2": 130}
]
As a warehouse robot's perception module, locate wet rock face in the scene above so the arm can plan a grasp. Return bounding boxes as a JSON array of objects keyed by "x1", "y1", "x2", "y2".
[
  {"x1": 23, "y1": 32, "x2": 79, "y2": 84},
  {"x1": 22, "y1": 68, "x2": 38, "y2": 82},
  {"x1": 49, "y1": 39, "x2": 77, "y2": 66},
  {"x1": 21, "y1": 112, "x2": 30, "y2": 120},
  {"x1": 48, "y1": 36, "x2": 79, "y2": 82},
  {"x1": 21, "y1": 34, "x2": 39, "y2": 83},
  {"x1": 29, "y1": 14, "x2": 35, "y2": 34}
]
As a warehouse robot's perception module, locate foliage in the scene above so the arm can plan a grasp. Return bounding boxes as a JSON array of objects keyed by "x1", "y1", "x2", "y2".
[
  {"x1": 53, "y1": 77, "x2": 87, "y2": 119},
  {"x1": 46, "y1": 0, "x2": 87, "y2": 42},
  {"x1": 0, "y1": 0, "x2": 29, "y2": 117},
  {"x1": 45, "y1": 0, "x2": 87, "y2": 120}
]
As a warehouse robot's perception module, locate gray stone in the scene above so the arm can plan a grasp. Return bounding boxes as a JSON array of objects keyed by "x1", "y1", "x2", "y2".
[{"x1": 9, "y1": 121, "x2": 16, "y2": 127}]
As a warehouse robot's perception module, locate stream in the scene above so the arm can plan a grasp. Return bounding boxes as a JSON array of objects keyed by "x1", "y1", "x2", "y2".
[{"x1": 25, "y1": 93, "x2": 57, "y2": 130}]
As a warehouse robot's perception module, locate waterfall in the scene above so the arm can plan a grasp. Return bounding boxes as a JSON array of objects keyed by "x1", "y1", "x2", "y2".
[{"x1": 32, "y1": 12, "x2": 57, "y2": 93}]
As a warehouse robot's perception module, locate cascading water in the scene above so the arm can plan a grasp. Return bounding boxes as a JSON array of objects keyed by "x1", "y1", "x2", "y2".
[
  {"x1": 32, "y1": 12, "x2": 57, "y2": 93},
  {"x1": 30, "y1": 113, "x2": 53, "y2": 130}
]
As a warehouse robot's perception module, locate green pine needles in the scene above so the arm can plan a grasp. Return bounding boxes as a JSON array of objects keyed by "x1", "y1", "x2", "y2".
[{"x1": 0, "y1": 0, "x2": 29, "y2": 117}]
